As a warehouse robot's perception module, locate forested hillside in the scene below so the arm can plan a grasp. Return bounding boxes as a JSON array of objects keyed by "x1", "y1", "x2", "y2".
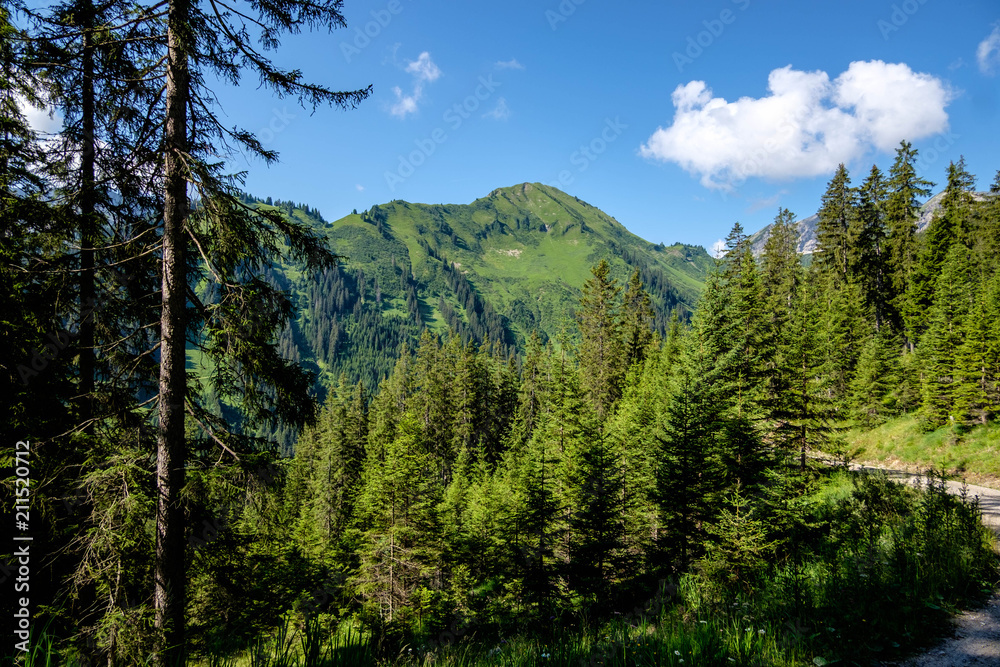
[
  {"x1": 192, "y1": 141, "x2": 1000, "y2": 664},
  {"x1": 5, "y1": 0, "x2": 999, "y2": 662},
  {"x1": 241, "y1": 184, "x2": 712, "y2": 403}
]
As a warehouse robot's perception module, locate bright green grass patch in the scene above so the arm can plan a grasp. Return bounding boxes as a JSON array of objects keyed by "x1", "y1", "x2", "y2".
[{"x1": 844, "y1": 413, "x2": 1000, "y2": 484}]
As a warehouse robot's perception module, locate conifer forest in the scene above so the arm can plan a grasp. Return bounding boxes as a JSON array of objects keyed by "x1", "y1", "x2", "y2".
[{"x1": 1, "y1": 0, "x2": 999, "y2": 665}]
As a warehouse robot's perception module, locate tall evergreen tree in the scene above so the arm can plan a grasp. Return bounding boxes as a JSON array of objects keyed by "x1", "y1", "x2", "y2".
[
  {"x1": 760, "y1": 208, "x2": 801, "y2": 425},
  {"x1": 577, "y1": 259, "x2": 624, "y2": 419},
  {"x1": 815, "y1": 164, "x2": 856, "y2": 284},
  {"x1": 885, "y1": 141, "x2": 933, "y2": 344},
  {"x1": 150, "y1": 0, "x2": 371, "y2": 656},
  {"x1": 853, "y1": 165, "x2": 891, "y2": 330},
  {"x1": 621, "y1": 268, "x2": 656, "y2": 369},
  {"x1": 918, "y1": 244, "x2": 972, "y2": 429},
  {"x1": 911, "y1": 158, "x2": 977, "y2": 339},
  {"x1": 653, "y1": 321, "x2": 722, "y2": 570}
]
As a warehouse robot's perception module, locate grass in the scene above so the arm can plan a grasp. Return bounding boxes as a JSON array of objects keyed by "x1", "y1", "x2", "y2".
[{"x1": 843, "y1": 414, "x2": 1000, "y2": 487}]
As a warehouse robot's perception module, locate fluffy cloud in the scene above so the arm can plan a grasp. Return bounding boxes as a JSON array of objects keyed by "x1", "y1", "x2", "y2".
[
  {"x1": 710, "y1": 238, "x2": 726, "y2": 258},
  {"x1": 977, "y1": 25, "x2": 1000, "y2": 75},
  {"x1": 390, "y1": 85, "x2": 420, "y2": 118},
  {"x1": 405, "y1": 51, "x2": 442, "y2": 82},
  {"x1": 640, "y1": 61, "x2": 952, "y2": 190},
  {"x1": 391, "y1": 52, "x2": 441, "y2": 118}
]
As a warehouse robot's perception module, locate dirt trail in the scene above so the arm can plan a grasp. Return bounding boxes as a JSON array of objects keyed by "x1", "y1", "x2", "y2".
[
  {"x1": 851, "y1": 465, "x2": 1000, "y2": 536},
  {"x1": 852, "y1": 466, "x2": 1000, "y2": 666}
]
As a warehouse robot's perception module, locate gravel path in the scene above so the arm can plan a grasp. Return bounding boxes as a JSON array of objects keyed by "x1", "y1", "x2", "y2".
[
  {"x1": 852, "y1": 466, "x2": 1000, "y2": 667},
  {"x1": 851, "y1": 465, "x2": 1000, "y2": 536}
]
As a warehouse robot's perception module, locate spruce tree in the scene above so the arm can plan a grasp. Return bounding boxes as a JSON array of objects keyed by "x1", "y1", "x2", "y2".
[
  {"x1": 653, "y1": 321, "x2": 722, "y2": 569},
  {"x1": 849, "y1": 329, "x2": 901, "y2": 427},
  {"x1": 760, "y1": 208, "x2": 802, "y2": 426},
  {"x1": 854, "y1": 165, "x2": 891, "y2": 330},
  {"x1": 577, "y1": 259, "x2": 625, "y2": 419},
  {"x1": 918, "y1": 244, "x2": 972, "y2": 429},
  {"x1": 911, "y1": 158, "x2": 977, "y2": 339},
  {"x1": 885, "y1": 141, "x2": 934, "y2": 345},
  {"x1": 621, "y1": 268, "x2": 656, "y2": 369},
  {"x1": 815, "y1": 164, "x2": 856, "y2": 284}
]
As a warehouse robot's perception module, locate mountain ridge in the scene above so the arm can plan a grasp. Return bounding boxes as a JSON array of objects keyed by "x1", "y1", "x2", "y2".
[{"x1": 255, "y1": 182, "x2": 713, "y2": 402}]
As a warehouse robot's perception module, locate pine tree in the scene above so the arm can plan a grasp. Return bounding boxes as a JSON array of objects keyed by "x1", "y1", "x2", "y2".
[
  {"x1": 911, "y1": 158, "x2": 977, "y2": 339},
  {"x1": 294, "y1": 376, "x2": 367, "y2": 557},
  {"x1": 885, "y1": 141, "x2": 934, "y2": 345},
  {"x1": 567, "y1": 427, "x2": 623, "y2": 605},
  {"x1": 849, "y1": 330, "x2": 901, "y2": 427},
  {"x1": 577, "y1": 259, "x2": 624, "y2": 419},
  {"x1": 760, "y1": 208, "x2": 802, "y2": 424},
  {"x1": 621, "y1": 268, "x2": 656, "y2": 369},
  {"x1": 354, "y1": 413, "x2": 443, "y2": 623},
  {"x1": 815, "y1": 164, "x2": 856, "y2": 284},
  {"x1": 508, "y1": 331, "x2": 549, "y2": 451},
  {"x1": 713, "y1": 229, "x2": 767, "y2": 420},
  {"x1": 853, "y1": 165, "x2": 891, "y2": 331},
  {"x1": 919, "y1": 245, "x2": 972, "y2": 429},
  {"x1": 152, "y1": 1, "x2": 371, "y2": 656},
  {"x1": 784, "y1": 268, "x2": 838, "y2": 468},
  {"x1": 953, "y1": 279, "x2": 996, "y2": 425},
  {"x1": 653, "y1": 321, "x2": 722, "y2": 569}
]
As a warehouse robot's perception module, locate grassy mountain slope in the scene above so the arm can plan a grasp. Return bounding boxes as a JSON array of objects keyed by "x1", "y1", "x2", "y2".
[
  {"x1": 258, "y1": 182, "x2": 712, "y2": 398},
  {"x1": 842, "y1": 414, "x2": 1000, "y2": 487}
]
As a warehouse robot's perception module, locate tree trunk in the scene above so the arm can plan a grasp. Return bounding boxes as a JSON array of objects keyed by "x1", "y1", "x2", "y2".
[
  {"x1": 79, "y1": 0, "x2": 95, "y2": 434},
  {"x1": 154, "y1": 0, "x2": 189, "y2": 660}
]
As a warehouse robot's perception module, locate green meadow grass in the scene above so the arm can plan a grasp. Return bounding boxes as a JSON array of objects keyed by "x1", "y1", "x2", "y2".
[{"x1": 844, "y1": 414, "x2": 1000, "y2": 485}]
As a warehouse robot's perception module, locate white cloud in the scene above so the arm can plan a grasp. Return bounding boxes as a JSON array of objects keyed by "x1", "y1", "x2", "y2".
[
  {"x1": 390, "y1": 52, "x2": 441, "y2": 118},
  {"x1": 17, "y1": 95, "x2": 63, "y2": 135},
  {"x1": 496, "y1": 58, "x2": 524, "y2": 70},
  {"x1": 639, "y1": 60, "x2": 952, "y2": 190},
  {"x1": 390, "y1": 85, "x2": 421, "y2": 118},
  {"x1": 977, "y1": 25, "x2": 1000, "y2": 75},
  {"x1": 710, "y1": 238, "x2": 726, "y2": 258},
  {"x1": 483, "y1": 97, "x2": 511, "y2": 121},
  {"x1": 405, "y1": 51, "x2": 441, "y2": 82},
  {"x1": 356, "y1": 184, "x2": 365, "y2": 192}
]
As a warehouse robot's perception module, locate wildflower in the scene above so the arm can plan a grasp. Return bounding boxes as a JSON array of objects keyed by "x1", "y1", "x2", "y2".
[
  {"x1": 675, "y1": 650, "x2": 681, "y2": 656},
  {"x1": 758, "y1": 629, "x2": 765, "y2": 635},
  {"x1": 699, "y1": 620, "x2": 707, "y2": 624}
]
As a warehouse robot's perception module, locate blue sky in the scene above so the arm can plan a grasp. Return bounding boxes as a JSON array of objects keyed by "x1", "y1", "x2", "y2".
[{"x1": 213, "y1": 0, "x2": 999, "y2": 252}]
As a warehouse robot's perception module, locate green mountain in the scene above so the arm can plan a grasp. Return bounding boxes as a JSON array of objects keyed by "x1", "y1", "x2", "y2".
[{"x1": 257, "y1": 182, "x2": 712, "y2": 398}]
